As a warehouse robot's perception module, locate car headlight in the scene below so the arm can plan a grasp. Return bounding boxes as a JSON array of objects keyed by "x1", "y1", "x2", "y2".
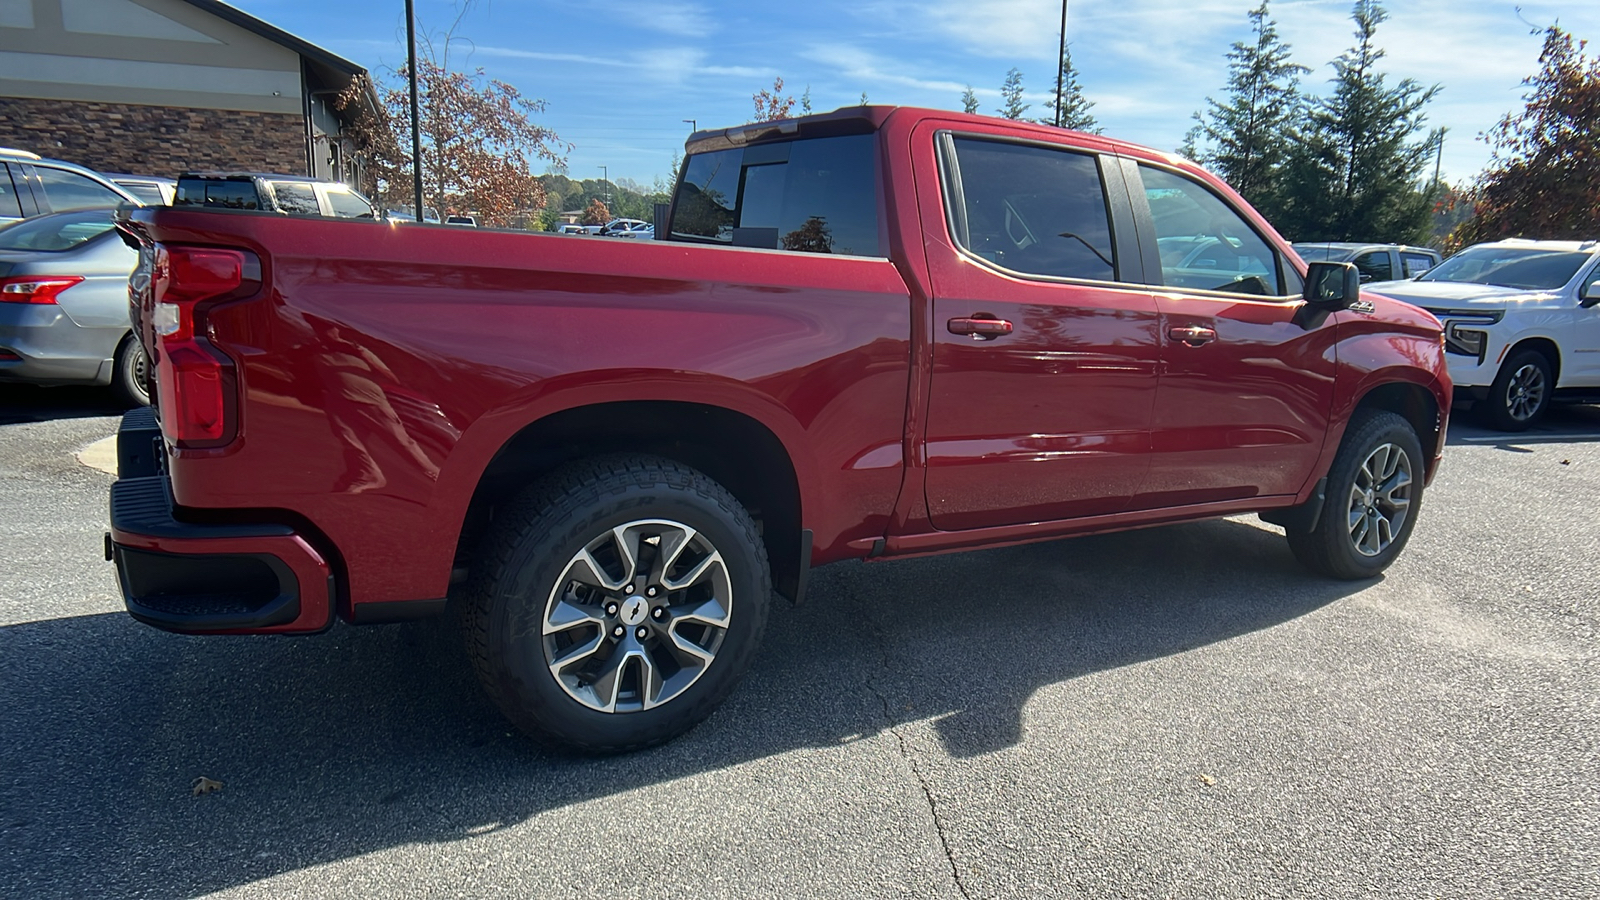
[{"x1": 1443, "y1": 319, "x2": 1495, "y2": 363}]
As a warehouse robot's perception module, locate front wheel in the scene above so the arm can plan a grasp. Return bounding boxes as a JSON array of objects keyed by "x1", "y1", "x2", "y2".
[
  {"x1": 1286, "y1": 409, "x2": 1424, "y2": 580},
  {"x1": 1482, "y1": 349, "x2": 1552, "y2": 431},
  {"x1": 462, "y1": 454, "x2": 771, "y2": 753},
  {"x1": 111, "y1": 337, "x2": 150, "y2": 407}
]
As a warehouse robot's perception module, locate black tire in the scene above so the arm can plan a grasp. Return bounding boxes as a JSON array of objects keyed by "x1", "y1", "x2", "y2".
[
  {"x1": 462, "y1": 454, "x2": 771, "y2": 754},
  {"x1": 1481, "y1": 349, "x2": 1552, "y2": 431},
  {"x1": 111, "y1": 336, "x2": 150, "y2": 407},
  {"x1": 1286, "y1": 409, "x2": 1424, "y2": 580}
]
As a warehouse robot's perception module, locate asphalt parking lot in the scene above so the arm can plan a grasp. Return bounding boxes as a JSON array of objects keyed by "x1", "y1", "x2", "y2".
[{"x1": 2, "y1": 384, "x2": 1596, "y2": 899}]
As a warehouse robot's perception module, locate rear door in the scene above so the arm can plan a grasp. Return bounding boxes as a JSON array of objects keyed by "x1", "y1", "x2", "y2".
[
  {"x1": 920, "y1": 129, "x2": 1160, "y2": 530},
  {"x1": 1125, "y1": 161, "x2": 1337, "y2": 509}
]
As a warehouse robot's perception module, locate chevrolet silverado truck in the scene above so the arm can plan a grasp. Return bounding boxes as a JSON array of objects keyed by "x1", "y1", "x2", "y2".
[{"x1": 108, "y1": 107, "x2": 1451, "y2": 753}]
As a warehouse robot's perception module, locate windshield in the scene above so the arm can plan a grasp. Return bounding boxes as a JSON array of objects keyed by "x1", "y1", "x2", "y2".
[
  {"x1": 1420, "y1": 246, "x2": 1593, "y2": 290},
  {"x1": 0, "y1": 209, "x2": 116, "y2": 252}
]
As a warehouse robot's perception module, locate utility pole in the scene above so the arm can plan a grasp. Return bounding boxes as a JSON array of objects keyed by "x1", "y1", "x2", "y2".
[
  {"x1": 405, "y1": 0, "x2": 423, "y2": 222},
  {"x1": 1054, "y1": 0, "x2": 1068, "y2": 128},
  {"x1": 1432, "y1": 127, "x2": 1447, "y2": 188},
  {"x1": 598, "y1": 165, "x2": 609, "y2": 212}
]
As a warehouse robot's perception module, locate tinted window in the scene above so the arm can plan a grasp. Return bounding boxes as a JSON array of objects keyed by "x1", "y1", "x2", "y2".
[
  {"x1": 326, "y1": 188, "x2": 375, "y2": 218},
  {"x1": 1139, "y1": 165, "x2": 1279, "y2": 295},
  {"x1": 1400, "y1": 252, "x2": 1436, "y2": 278},
  {"x1": 1420, "y1": 246, "x2": 1593, "y2": 291},
  {"x1": 117, "y1": 182, "x2": 167, "y2": 205},
  {"x1": 270, "y1": 182, "x2": 321, "y2": 216},
  {"x1": 175, "y1": 179, "x2": 261, "y2": 209},
  {"x1": 1353, "y1": 251, "x2": 1393, "y2": 282},
  {"x1": 946, "y1": 138, "x2": 1115, "y2": 282},
  {"x1": 669, "y1": 134, "x2": 881, "y2": 256},
  {"x1": 0, "y1": 164, "x2": 24, "y2": 218},
  {"x1": 0, "y1": 209, "x2": 115, "y2": 251},
  {"x1": 35, "y1": 165, "x2": 124, "y2": 212}
]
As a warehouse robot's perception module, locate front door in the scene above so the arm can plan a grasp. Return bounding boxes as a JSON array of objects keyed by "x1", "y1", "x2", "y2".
[
  {"x1": 1126, "y1": 163, "x2": 1338, "y2": 509},
  {"x1": 922, "y1": 135, "x2": 1160, "y2": 531}
]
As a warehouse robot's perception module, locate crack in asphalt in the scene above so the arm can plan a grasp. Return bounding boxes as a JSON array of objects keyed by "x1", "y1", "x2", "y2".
[{"x1": 855, "y1": 588, "x2": 974, "y2": 900}]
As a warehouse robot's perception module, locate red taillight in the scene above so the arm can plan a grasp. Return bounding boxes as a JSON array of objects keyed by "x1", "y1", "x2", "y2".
[
  {"x1": 151, "y1": 245, "x2": 255, "y2": 449},
  {"x1": 0, "y1": 275, "x2": 84, "y2": 304}
]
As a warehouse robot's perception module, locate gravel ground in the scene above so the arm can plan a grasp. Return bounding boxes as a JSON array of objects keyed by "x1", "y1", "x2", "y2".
[{"x1": 1, "y1": 383, "x2": 1596, "y2": 899}]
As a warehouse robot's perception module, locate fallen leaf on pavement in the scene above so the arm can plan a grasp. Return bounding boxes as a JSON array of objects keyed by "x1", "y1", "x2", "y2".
[
  {"x1": 1198, "y1": 774, "x2": 1217, "y2": 786},
  {"x1": 191, "y1": 777, "x2": 224, "y2": 796}
]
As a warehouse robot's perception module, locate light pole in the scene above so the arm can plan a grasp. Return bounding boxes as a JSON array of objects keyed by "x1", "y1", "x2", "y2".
[
  {"x1": 682, "y1": 119, "x2": 696, "y2": 132},
  {"x1": 598, "y1": 165, "x2": 610, "y2": 213},
  {"x1": 1054, "y1": 0, "x2": 1068, "y2": 128},
  {"x1": 405, "y1": 0, "x2": 423, "y2": 221}
]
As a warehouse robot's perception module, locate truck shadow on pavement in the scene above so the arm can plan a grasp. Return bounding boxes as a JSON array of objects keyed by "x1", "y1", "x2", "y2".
[
  {"x1": 0, "y1": 383, "x2": 129, "y2": 425},
  {"x1": 0, "y1": 517, "x2": 1364, "y2": 898}
]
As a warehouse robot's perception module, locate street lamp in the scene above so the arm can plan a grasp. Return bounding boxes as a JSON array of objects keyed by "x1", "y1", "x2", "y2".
[
  {"x1": 682, "y1": 119, "x2": 697, "y2": 131},
  {"x1": 405, "y1": 0, "x2": 423, "y2": 221},
  {"x1": 1054, "y1": 0, "x2": 1068, "y2": 128},
  {"x1": 598, "y1": 165, "x2": 610, "y2": 211}
]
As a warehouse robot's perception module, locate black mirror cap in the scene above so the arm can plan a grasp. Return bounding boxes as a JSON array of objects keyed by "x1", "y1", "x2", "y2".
[{"x1": 1304, "y1": 261, "x2": 1362, "y2": 310}]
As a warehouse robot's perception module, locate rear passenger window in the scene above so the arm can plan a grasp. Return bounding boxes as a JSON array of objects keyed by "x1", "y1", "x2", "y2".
[
  {"x1": 0, "y1": 164, "x2": 22, "y2": 218},
  {"x1": 1138, "y1": 165, "x2": 1280, "y2": 295},
  {"x1": 325, "y1": 188, "x2": 375, "y2": 218},
  {"x1": 270, "y1": 182, "x2": 321, "y2": 216},
  {"x1": 34, "y1": 165, "x2": 124, "y2": 211},
  {"x1": 1401, "y1": 252, "x2": 1435, "y2": 278},
  {"x1": 1352, "y1": 251, "x2": 1394, "y2": 283},
  {"x1": 944, "y1": 138, "x2": 1115, "y2": 282},
  {"x1": 176, "y1": 179, "x2": 260, "y2": 209},
  {"x1": 669, "y1": 134, "x2": 880, "y2": 256}
]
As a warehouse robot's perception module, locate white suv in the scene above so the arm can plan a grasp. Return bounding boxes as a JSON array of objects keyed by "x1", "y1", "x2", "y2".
[{"x1": 1370, "y1": 239, "x2": 1600, "y2": 430}]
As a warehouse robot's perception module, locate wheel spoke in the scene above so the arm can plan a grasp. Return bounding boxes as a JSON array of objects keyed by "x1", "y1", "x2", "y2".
[
  {"x1": 661, "y1": 551, "x2": 725, "y2": 592},
  {"x1": 547, "y1": 632, "x2": 605, "y2": 676},
  {"x1": 566, "y1": 549, "x2": 625, "y2": 592},
  {"x1": 655, "y1": 524, "x2": 699, "y2": 578},
  {"x1": 544, "y1": 597, "x2": 605, "y2": 636}
]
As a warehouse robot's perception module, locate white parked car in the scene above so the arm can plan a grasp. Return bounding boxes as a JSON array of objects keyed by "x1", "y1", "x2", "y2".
[
  {"x1": 1369, "y1": 239, "x2": 1600, "y2": 430},
  {"x1": 597, "y1": 218, "x2": 652, "y2": 238}
]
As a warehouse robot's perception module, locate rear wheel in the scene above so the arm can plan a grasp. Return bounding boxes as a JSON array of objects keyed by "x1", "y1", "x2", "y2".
[
  {"x1": 1481, "y1": 349, "x2": 1552, "y2": 431},
  {"x1": 111, "y1": 337, "x2": 150, "y2": 407},
  {"x1": 462, "y1": 454, "x2": 770, "y2": 753},
  {"x1": 1286, "y1": 409, "x2": 1423, "y2": 580}
]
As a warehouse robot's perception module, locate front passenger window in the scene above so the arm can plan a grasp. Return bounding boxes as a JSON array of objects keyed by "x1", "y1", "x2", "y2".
[
  {"x1": 1352, "y1": 251, "x2": 1394, "y2": 283},
  {"x1": 1138, "y1": 165, "x2": 1280, "y2": 295}
]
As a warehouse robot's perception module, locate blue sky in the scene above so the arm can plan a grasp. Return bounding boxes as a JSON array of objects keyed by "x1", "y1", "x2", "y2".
[{"x1": 246, "y1": 0, "x2": 1599, "y2": 189}]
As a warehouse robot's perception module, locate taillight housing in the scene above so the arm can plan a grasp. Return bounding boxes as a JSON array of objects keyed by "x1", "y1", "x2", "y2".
[
  {"x1": 151, "y1": 245, "x2": 259, "y2": 449},
  {"x1": 0, "y1": 275, "x2": 84, "y2": 304}
]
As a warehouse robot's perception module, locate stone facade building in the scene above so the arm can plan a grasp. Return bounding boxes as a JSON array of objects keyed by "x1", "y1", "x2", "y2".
[{"x1": 0, "y1": 0, "x2": 372, "y2": 182}]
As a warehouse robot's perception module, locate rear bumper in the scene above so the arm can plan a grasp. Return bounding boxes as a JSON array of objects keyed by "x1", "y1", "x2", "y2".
[
  {"x1": 107, "y1": 409, "x2": 335, "y2": 634},
  {"x1": 0, "y1": 304, "x2": 119, "y2": 385}
]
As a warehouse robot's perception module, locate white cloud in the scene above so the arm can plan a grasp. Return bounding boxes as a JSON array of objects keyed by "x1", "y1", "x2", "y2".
[{"x1": 610, "y1": 3, "x2": 718, "y2": 38}]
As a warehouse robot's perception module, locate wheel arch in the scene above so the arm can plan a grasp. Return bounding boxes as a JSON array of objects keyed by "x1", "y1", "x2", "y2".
[
  {"x1": 1353, "y1": 381, "x2": 1440, "y2": 476},
  {"x1": 1500, "y1": 336, "x2": 1561, "y2": 384},
  {"x1": 452, "y1": 399, "x2": 807, "y2": 604}
]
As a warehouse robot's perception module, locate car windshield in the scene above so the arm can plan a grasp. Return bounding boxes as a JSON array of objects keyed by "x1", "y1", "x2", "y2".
[
  {"x1": 0, "y1": 209, "x2": 116, "y2": 252},
  {"x1": 1420, "y1": 246, "x2": 1594, "y2": 290}
]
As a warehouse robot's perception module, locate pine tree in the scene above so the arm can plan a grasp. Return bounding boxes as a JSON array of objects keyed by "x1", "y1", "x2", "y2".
[
  {"x1": 1039, "y1": 41, "x2": 1098, "y2": 132},
  {"x1": 1187, "y1": 1, "x2": 1306, "y2": 222},
  {"x1": 1451, "y1": 25, "x2": 1600, "y2": 246},
  {"x1": 998, "y1": 69, "x2": 1029, "y2": 120},
  {"x1": 1276, "y1": 1, "x2": 1440, "y2": 242},
  {"x1": 961, "y1": 85, "x2": 980, "y2": 114}
]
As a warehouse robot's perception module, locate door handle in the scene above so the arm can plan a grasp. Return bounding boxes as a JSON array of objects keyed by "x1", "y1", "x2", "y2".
[
  {"x1": 948, "y1": 316, "x2": 1014, "y2": 339},
  {"x1": 1168, "y1": 325, "x2": 1217, "y2": 347}
]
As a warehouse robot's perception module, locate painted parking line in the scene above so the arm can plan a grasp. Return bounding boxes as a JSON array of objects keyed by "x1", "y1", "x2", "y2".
[{"x1": 1457, "y1": 433, "x2": 1597, "y2": 443}]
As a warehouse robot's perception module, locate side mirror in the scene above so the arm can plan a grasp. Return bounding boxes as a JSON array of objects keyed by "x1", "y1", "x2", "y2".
[
  {"x1": 1303, "y1": 261, "x2": 1362, "y2": 310},
  {"x1": 1582, "y1": 282, "x2": 1600, "y2": 309}
]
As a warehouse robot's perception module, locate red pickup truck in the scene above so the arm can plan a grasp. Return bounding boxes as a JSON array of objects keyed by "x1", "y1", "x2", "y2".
[{"x1": 109, "y1": 107, "x2": 1450, "y2": 752}]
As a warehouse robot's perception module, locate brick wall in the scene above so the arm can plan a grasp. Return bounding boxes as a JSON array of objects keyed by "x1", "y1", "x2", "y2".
[{"x1": 0, "y1": 98, "x2": 308, "y2": 177}]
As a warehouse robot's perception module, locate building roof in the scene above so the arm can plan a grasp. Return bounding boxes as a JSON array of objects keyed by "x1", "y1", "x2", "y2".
[{"x1": 178, "y1": 0, "x2": 366, "y2": 77}]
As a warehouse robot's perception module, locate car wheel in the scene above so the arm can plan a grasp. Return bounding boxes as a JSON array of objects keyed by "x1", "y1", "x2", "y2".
[
  {"x1": 1286, "y1": 409, "x2": 1423, "y2": 580},
  {"x1": 1482, "y1": 349, "x2": 1552, "y2": 431},
  {"x1": 111, "y1": 337, "x2": 150, "y2": 407},
  {"x1": 462, "y1": 454, "x2": 771, "y2": 753}
]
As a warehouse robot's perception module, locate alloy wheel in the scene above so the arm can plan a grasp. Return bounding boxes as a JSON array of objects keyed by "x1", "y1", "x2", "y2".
[
  {"x1": 1505, "y1": 363, "x2": 1546, "y2": 423},
  {"x1": 1346, "y1": 442, "x2": 1413, "y2": 557}
]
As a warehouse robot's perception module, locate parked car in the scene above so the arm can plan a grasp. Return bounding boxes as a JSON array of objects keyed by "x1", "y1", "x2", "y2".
[
  {"x1": 109, "y1": 105, "x2": 1450, "y2": 754},
  {"x1": 1367, "y1": 239, "x2": 1600, "y2": 430},
  {"x1": 107, "y1": 174, "x2": 176, "y2": 206},
  {"x1": 0, "y1": 208, "x2": 145, "y2": 404},
  {"x1": 445, "y1": 215, "x2": 478, "y2": 227},
  {"x1": 556, "y1": 223, "x2": 589, "y2": 235},
  {"x1": 598, "y1": 218, "x2": 652, "y2": 237},
  {"x1": 0, "y1": 148, "x2": 143, "y2": 225},
  {"x1": 1293, "y1": 242, "x2": 1441, "y2": 282},
  {"x1": 387, "y1": 206, "x2": 441, "y2": 223},
  {"x1": 175, "y1": 172, "x2": 378, "y2": 219}
]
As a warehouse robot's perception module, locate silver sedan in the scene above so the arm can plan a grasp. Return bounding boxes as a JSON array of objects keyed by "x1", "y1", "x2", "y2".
[{"x1": 0, "y1": 209, "x2": 145, "y2": 404}]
